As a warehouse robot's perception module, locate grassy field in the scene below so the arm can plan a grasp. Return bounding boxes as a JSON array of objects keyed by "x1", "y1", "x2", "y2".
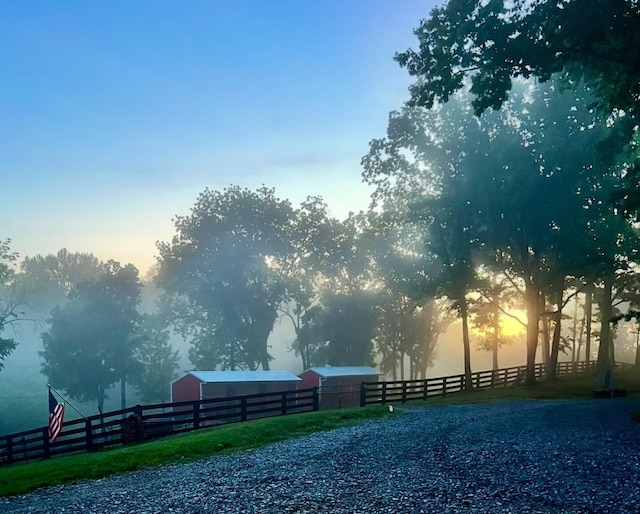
[
  {"x1": 422, "y1": 366, "x2": 640, "y2": 405},
  {"x1": 1, "y1": 367, "x2": 638, "y2": 499},
  {"x1": 0, "y1": 405, "x2": 394, "y2": 498}
]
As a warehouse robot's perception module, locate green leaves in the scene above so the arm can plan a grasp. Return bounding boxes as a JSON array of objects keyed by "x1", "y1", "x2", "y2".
[
  {"x1": 132, "y1": 313, "x2": 179, "y2": 404},
  {"x1": 156, "y1": 186, "x2": 294, "y2": 371},
  {"x1": 0, "y1": 239, "x2": 26, "y2": 371},
  {"x1": 40, "y1": 261, "x2": 142, "y2": 410},
  {"x1": 397, "y1": 0, "x2": 640, "y2": 214}
]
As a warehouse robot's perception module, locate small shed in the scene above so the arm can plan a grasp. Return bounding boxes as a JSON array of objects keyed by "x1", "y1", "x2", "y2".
[
  {"x1": 171, "y1": 370, "x2": 301, "y2": 404},
  {"x1": 298, "y1": 366, "x2": 382, "y2": 409}
]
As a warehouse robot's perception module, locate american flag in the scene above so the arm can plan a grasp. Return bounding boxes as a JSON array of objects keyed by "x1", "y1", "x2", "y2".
[{"x1": 48, "y1": 389, "x2": 65, "y2": 443}]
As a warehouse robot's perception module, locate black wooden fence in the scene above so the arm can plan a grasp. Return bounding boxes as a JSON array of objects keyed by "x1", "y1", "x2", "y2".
[
  {"x1": 360, "y1": 361, "x2": 594, "y2": 406},
  {"x1": 0, "y1": 387, "x2": 318, "y2": 466},
  {"x1": 0, "y1": 360, "x2": 601, "y2": 467}
]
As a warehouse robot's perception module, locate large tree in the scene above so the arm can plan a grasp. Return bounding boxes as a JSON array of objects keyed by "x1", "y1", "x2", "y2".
[
  {"x1": 156, "y1": 186, "x2": 293, "y2": 371},
  {"x1": 395, "y1": 0, "x2": 640, "y2": 214},
  {"x1": 41, "y1": 261, "x2": 142, "y2": 412}
]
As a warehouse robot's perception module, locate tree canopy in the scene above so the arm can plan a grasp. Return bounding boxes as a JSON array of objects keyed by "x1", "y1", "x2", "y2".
[
  {"x1": 396, "y1": 0, "x2": 640, "y2": 214},
  {"x1": 363, "y1": 75, "x2": 638, "y2": 382},
  {"x1": 21, "y1": 249, "x2": 101, "y2": 300},
  {"x1": 156, "y1": 186, "x2": 294, "y2": 371}
]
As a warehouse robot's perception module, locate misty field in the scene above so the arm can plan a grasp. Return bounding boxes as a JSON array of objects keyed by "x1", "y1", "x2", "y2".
[{"x1": 1, "y1": 371, "x2": 640, "y2": 513}]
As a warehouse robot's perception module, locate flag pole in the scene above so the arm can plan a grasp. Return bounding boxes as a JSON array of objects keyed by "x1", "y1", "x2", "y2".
[{"x1": 48, "y1": 384, "x2": 87, "y2": 419}]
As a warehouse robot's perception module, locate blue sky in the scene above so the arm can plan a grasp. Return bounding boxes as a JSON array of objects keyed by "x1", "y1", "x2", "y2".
[{"x1": 2, "y1": 1, "x2": 439, "y2": 274}]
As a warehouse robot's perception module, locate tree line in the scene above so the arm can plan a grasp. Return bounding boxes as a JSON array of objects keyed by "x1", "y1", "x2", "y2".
[{"x1": 1, "y1": 0, "x2": 640, "y2": 413}]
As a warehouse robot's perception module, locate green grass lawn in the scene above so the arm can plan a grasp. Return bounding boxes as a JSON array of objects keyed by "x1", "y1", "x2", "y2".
[
  {"x1": 420, "y1": 366, "x2": 640, "y2": 405},
  {"x1": 1, "y1": 366, "x2": 638, "y2": 499},
  {"x1": 0, "y1": 405, "x2": 394, "y2": 498}
]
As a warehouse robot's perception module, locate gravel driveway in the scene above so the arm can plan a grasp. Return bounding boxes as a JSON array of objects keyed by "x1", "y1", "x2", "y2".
[{"x1": 2, "y1": 398, "x2": 639, "y2": 513}]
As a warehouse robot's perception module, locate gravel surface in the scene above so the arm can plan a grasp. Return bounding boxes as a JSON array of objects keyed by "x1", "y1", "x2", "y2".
[{"x1": 2, "y1": 398, "x2": 639, "y2": 513}]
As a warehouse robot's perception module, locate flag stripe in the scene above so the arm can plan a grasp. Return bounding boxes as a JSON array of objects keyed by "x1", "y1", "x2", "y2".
[{"x1": 48, "y1": 390, "x2": 65, "y2": 443}]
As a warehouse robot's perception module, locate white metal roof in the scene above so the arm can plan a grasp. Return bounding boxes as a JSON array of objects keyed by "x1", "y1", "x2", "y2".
[
  {"x1": 303, "y1": 366, "x2": 382, "y2": 378},
  {"x1": 187, "y1": 370, "x2": 301, "y2": 383}
]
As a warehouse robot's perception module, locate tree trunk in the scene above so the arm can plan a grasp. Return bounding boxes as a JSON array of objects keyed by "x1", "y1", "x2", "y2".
[
  {"x1": 571, "y1": 296, "x2": 579, "y2": 362},
  {"x1": 539, "y1": 292, "x2": 550, "y2": 365},
  {"x1": 524, "y1": 279, "x2": 540, "y2": 384},
  {"x1": 422, "y1": 302, "x2": 433, "y2": 380},
  {"x1": 597, "y1": 275, "x2": 614, "y2": 376},
  {"x1": 635, "y1": 328, "x2": 640, "y2": 367},
  {"x1": 492, "y1": 300, "x2": 500, "y2": 371},
  {"x1": 585, "y1": 284, "x2": 593, "y2": 366},
  {"x1": 97, "y1": 386, "x2": 105, "y2": 415},
  {"x1": 391, "y1": 351, "x2": 398, "y2": 381},
  {"x1": 547, "y1": 280, "x2": 564, "y2": 380},
  {"x1": 460, "y1": 295, "x2": 473, "y2": 390},
  {"x1": 576, "y1": 306, "x2": 585, "y2": 362},
  {"x1": 121, "y1": 376, "x2": 126, "y2": 410},
  {"x1": 409, "y1": 345, "x2": 415, "y2": 380},
  {"x1": 297, "y1": 325, "x2": 310, "y2": 371},
  {"x1": 260, "y1": 329, "x2": 271, "y2": 369},
  {"x1": 541, "y1": 314, "x2": 550, "y2": 366},
  {"x1": 609, "y1": 331, "x2": 616, "y2": 367}
]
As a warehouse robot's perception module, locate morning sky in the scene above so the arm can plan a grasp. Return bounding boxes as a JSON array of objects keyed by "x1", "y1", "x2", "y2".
[{"x1": 1, "y1": 1, "x2": 439, "y2": 275}]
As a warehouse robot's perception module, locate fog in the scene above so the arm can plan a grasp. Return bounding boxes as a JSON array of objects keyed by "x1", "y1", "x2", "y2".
[
  {"x1": 3, "y1": 280, "x2": 630, "y2": 436},
  {"x1": 2, "y1": 0, "x2": 640, "y2": 440}
]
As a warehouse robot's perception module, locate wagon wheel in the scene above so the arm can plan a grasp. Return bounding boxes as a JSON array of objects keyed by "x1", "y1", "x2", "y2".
[{"x1": 122, "y1": 413, "x2": 145, "y2": 443}]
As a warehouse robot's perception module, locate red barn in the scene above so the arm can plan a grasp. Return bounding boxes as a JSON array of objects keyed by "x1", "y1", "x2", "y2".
[
  {"x1": 171, "y1": 370, "x2": 301, "y2": 404},
  {"x1": 298, "y1": 366, "x2": 382, "y2": 409}
]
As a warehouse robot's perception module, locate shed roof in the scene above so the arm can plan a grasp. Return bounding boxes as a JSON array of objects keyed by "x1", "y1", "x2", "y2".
[
  {"x1": 302, "y1": 366, "x2": 382, "y2": 378},
  {"x1": 186, "y1": 370, "x2": 301, "y2": 383}
]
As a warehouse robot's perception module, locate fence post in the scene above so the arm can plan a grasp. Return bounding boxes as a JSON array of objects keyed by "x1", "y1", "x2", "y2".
[
  {"x1": 6, "y1": 436, "x2": 13, "y2": 465},
  {"x1": 401, "y1": 382, "x2": 407, "y2": 403},
  {"x1": 423, "y1": 379, "x2": 428, "y2": 401},
  {"x1": 43, "y1": 427, "x2": 50, "y2": 460},
  {"x1": 240, "y1": 397, "x2": 247, "y2": 422},
  {"x1": 85, "y1": 418, "x2": 93, "y2": 451},
  {"x1": 442, "y1": 377, "x2": 447, "y2": 397},
  {"x1": 381, "y1": 382, "x2": 387, "y2": 405},
  {"x1": 193, "y1": 402, "x2": 200, "y2": 430},
  {"x1": 313, "y1": 387, "x2": 320, "y2": 411},
  {"x1": 360, "y1": 383, "x2": 367, "y2": 407},
  {"x1": 475, "y1": 373, "x2": 480, "y2": 389}
]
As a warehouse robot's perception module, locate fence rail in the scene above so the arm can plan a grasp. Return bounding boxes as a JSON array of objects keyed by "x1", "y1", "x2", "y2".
[
  {"x1": 360, "y1": 361, "x2": 594, "y2": 407},
  {"x1": 0, "y1": 387, "x2": 319, "y2": 466}
]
